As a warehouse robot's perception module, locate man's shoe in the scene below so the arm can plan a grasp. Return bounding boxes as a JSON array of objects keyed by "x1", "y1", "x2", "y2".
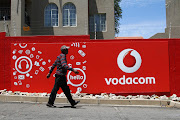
[
  {"x1": 71, "y1": 101, "x2": 80, "y2": 107},
  {"x1": 46, "y1": 103, "x2": 56, "y2": 107}
]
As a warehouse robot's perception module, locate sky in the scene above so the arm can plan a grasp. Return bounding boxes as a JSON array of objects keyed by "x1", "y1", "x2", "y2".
[{"x1": 117, "y1": 0, "x2": 166, "y2": 39}]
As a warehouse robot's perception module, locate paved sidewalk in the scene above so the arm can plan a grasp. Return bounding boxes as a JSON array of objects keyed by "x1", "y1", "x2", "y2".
[
  {"x1": 0, "y1": 94, "x2": 180, "y2": 108},
  {"x1": 0, "y1": 102, "x2": 180, "y2": 120}
]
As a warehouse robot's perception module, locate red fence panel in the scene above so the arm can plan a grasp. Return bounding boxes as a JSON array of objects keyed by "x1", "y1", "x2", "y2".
[{"x1": 10, "y1": 41, "x2": 170, "y2": 95}]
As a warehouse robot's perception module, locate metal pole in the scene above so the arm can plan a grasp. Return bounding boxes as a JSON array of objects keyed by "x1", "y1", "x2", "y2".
[
  {"x1": 169, "y1": 22, "x2": 171, "y2": 39},
  {"x1": 3, "y1": 16, "x2": 7, "y2": 33},
  {"x1": 13, "y1": 20, "x2": 17, "y2": 36},
  {"x1": 95, "y1": 23, "x2": 96, "y2": 40}
]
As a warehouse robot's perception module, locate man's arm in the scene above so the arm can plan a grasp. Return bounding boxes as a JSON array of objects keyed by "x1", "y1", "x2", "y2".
[{"x1": 60, "y1": 54, "x2": 79, "y2": 74}]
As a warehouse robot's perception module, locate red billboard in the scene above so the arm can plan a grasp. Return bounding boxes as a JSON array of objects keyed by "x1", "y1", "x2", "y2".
[{"x1": 11, "y1": 41, "x2": 169, "y2": 94}]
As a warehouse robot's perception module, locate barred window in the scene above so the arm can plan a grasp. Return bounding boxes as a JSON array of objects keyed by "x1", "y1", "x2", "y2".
[
  {"x1": 63, "y1": 3, "x2": 76, "y2": 27},
  {"x1": 89, "y1": 14, "x2": 106, "y2": 32},
  {"x1": 44, "y1": 4, "x2": 58, "y2": 27}
]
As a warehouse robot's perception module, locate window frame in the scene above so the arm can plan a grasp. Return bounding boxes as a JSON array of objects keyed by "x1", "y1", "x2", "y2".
[
  {"x1": 63, "y1": 3, "x2": 77, "y2": 27},
  {"x1": 44, "y1": 3, "x2": 59, "y2": 27},
  {"x1": 89, "y1": 14, "x2": 107, "y2": 32}
]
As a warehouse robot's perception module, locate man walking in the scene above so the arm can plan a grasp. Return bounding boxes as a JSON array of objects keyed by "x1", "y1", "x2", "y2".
[{"x1": 46, "y1": 45, "x2": 80, "y2": 107}]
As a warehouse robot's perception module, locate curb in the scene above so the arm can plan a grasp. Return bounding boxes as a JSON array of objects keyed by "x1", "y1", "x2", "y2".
[
  {"x1": 0, "y1": 95, "x2": 172, "y2": 107},
  {"x1": 169, "y1": 101, "x2": 180, "y2": 108}
]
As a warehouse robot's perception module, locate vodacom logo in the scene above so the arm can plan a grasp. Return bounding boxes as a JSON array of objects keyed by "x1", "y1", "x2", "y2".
[{"x1": 117, "y1": 49, "x2": 142, "y2": 73}]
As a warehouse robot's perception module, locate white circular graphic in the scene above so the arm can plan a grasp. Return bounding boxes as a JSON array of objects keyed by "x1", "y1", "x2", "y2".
[
  {"x1": 67, "y1": 68, "x2": 86, "y2": 87},
  {"x1": 26, "y1": 84, "x2": 30, "y2": 88},
  {"x1": 32, "y1": 47, "x2": 35, "y2": 51},
  {"x1": 12, "y1": 55, "x2": 17, "y2": 60},
  {"x1": 30, "y1": 54, "x2": 34, "y2": 58},
  {"x1": 25, "y1": 50, "x2": 31, "y2": 55},
  {"x1": 83, "y1": 84, "x2": 87, "y2": 88},
  {"x1": 19, "y1": 43, "x2": 27, "y2": 48},
  {"x1": 42, "y1": 61, "x2": 46, "y2": 65},
  {"x1": 77, "y1": 87, "x2": 82, "y2": 92},
  {"x1": 117, "y1": 49, "x2": 142, "y2": 73},
  {"x1": 70, "y1": 55, "x2": 75, "y2": 60},
  {"x1": 15, "y1": 56, "x2": 33, "y2": 74}
]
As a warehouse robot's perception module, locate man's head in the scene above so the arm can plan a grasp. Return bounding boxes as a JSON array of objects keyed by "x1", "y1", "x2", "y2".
[{"x1": 61, "y1": 45, "x2": 70, "y2": 54}]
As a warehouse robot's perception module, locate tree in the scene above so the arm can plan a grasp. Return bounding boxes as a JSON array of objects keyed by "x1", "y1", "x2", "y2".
[{"x1": 114, "y1": 0, "x2": 122, "y2": 34}]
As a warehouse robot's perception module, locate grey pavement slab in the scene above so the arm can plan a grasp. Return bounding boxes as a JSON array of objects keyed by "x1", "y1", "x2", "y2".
[{"x1": 0, "y1": 102, "x2": 180, "y2": 120}]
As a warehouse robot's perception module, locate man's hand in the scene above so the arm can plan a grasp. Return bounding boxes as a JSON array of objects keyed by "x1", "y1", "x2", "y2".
[
  {"x1": 73, "y1": 69, "x2": 79, "y2": 74},
  {"x1": 47, "y1": 73, "x2": 51, "y2": 78}
]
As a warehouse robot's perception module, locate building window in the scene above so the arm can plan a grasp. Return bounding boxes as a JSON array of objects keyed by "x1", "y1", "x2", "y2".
[
  {"x1": 44, "y1": 3, "x2": 58, "y2": 27},
  {"x1": 63, "y1": 3, "x2": 76, "y2": 27},
  {"x1": 0, "y1": 7, "x2": 11, "y2": 20},
  {"x1": 89, "y1": 14, "x2": 106, "y2": 32}
]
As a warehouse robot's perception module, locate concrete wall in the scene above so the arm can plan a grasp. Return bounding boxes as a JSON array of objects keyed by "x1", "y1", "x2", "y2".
[
  {"x1": 25, "y1": 0, "x2": 88, "y2": 36},
  {"x1": 89, "y1": 0, "x2": 115, "y2": 39},
  {"x1": 11, "y1": 0, "x2": 25, "y2": 36},
  {"x1": 1, "y1": 0, "x2": 115, "y2": 39},
  {"x1": 151, "y1": 0, "x2": 180, "y2": 39}
]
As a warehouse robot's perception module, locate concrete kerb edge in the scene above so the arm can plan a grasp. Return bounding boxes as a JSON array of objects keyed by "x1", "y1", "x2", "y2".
[
  {"x1": 0, "y1": 95, "x2": 174, "y2": 107},
  {"x1": 169, "y1": 101, "x2": 180, "y2": 108}
]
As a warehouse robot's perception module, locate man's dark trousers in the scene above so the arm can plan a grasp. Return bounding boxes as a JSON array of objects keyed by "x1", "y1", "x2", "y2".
[{"x1": 48, "y1": 74, "x2": 75, "y2": 105}]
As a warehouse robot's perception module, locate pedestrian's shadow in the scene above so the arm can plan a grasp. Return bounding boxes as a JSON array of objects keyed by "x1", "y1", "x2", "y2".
[{"x1": 48, "y1": 105, "x2": 84, "y2": 109}]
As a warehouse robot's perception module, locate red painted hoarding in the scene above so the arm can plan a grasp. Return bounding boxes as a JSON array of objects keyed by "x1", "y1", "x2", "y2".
[{"x1": 11, "y1": 41, "x2": 169, "y2": 94}]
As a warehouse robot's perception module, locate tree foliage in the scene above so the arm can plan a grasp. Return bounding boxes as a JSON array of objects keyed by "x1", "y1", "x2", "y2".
[{"x1": 114, "y1": 0, "x2": 122, "y2": 34}]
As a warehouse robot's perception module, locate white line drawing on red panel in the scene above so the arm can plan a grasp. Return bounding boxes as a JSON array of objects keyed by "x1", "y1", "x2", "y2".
[
  {"x1": 67, "y1": 68, "x2": 86, "y2": 87},
  {"x1": 83, "y1": 84, "x2": 87, "y2": 88},
  {"x1": 48, "y1": 59, "x2": 51, "y2": 63},
  {"x1": 26, "y1": 84, "x2": 30, "y2": 88},
  {"x1": 36, "y1": 55, "x2": 40, "y2": 59},
  {"x1": 39, "y1": 58, "x2": 43, "y2": 61},
  {"x1": 14, "y1": 82, "x2": 18, "y2": 86},
  {"x1": 78, "y1": 50, "x2": 86, "y2": 57},
  {"x1": 12, "y1": 55, "x2": 17, "y2": 60},
  {"x1": 13, "y1": 71, "x2": 17, "y2": 76},
  {"x1": 68, "y1": 64, "x2": 72, "y2": 68},
  {"x1": 35, "y1": 70, "x2": 39, "y2": 75},
  {"x1": 19, "y1": 43, "x2": 27, "y2": 48},
  {"x1": 82, "y1": 61, "x2": 87, "y2": 64},
  {"x1": 82, "y1": 45, "x2": 86, "y2": 48},
  {"x1": 39, "y1": 67, "x2": 45, "y2": 72},
  {"x1": 38, "y1": 51, "x2": 42, "y2": 54},
  {"x1": 76, "y1": 62, "x2": 81, "y2": 65},
  {"x1": 32, "y1": 47, "x2": 35, "y2": 51},
  {"x1": 18, "y1": 50, "x2": 23, "y2": 54},
  {"x1": 48, "y1": 66, "x2": 52, "y2": 70},
  {"x1": 14, "y1": 76, "x2": 17, "y2": 79},
  {"x1": 71, "y1": 42, "x2": 80, "y2": 48},
  {"x1": 26, "y1": 73, "x2": 30, "y2": 77},
  {"x1": 30, "y1": 54, "x2": 34, "y2": 58},
  {"x1": 18, "y1": 75, "x2": 25, "y2": 80},
  {"x1": 77, "y1": 87, "x2": 82, "y2": 92},
  {"x1": 34, "y1": 61, "x2": 40, "y2": 66},
  {"x1": 15, "y1": 56, "x2": 33, "y2": 74},
  {"x1": 70, "y1": 55, "x2": 75, "y2": 60},
  {"x1": 42, "y1": 61, "x2": 46, "y2": 65},
  {"x1": 30, "y1": 76, "x2": 33, "y2": 78},
  {"x1": 82, "y1": 66, "x2": 86, "y2": 70},
  {"x1": 25, "y1": 50, "x2": 31, "y2": 55},
  {"x1": 14, "y1": 43, "x2": 17, "y2": 46},
  {"x1": 12, "y1": 49, "x2": 16, "y2": 54},
  {"x1": 18, "y1": 81, "x2": 22, "y2": 85}
]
